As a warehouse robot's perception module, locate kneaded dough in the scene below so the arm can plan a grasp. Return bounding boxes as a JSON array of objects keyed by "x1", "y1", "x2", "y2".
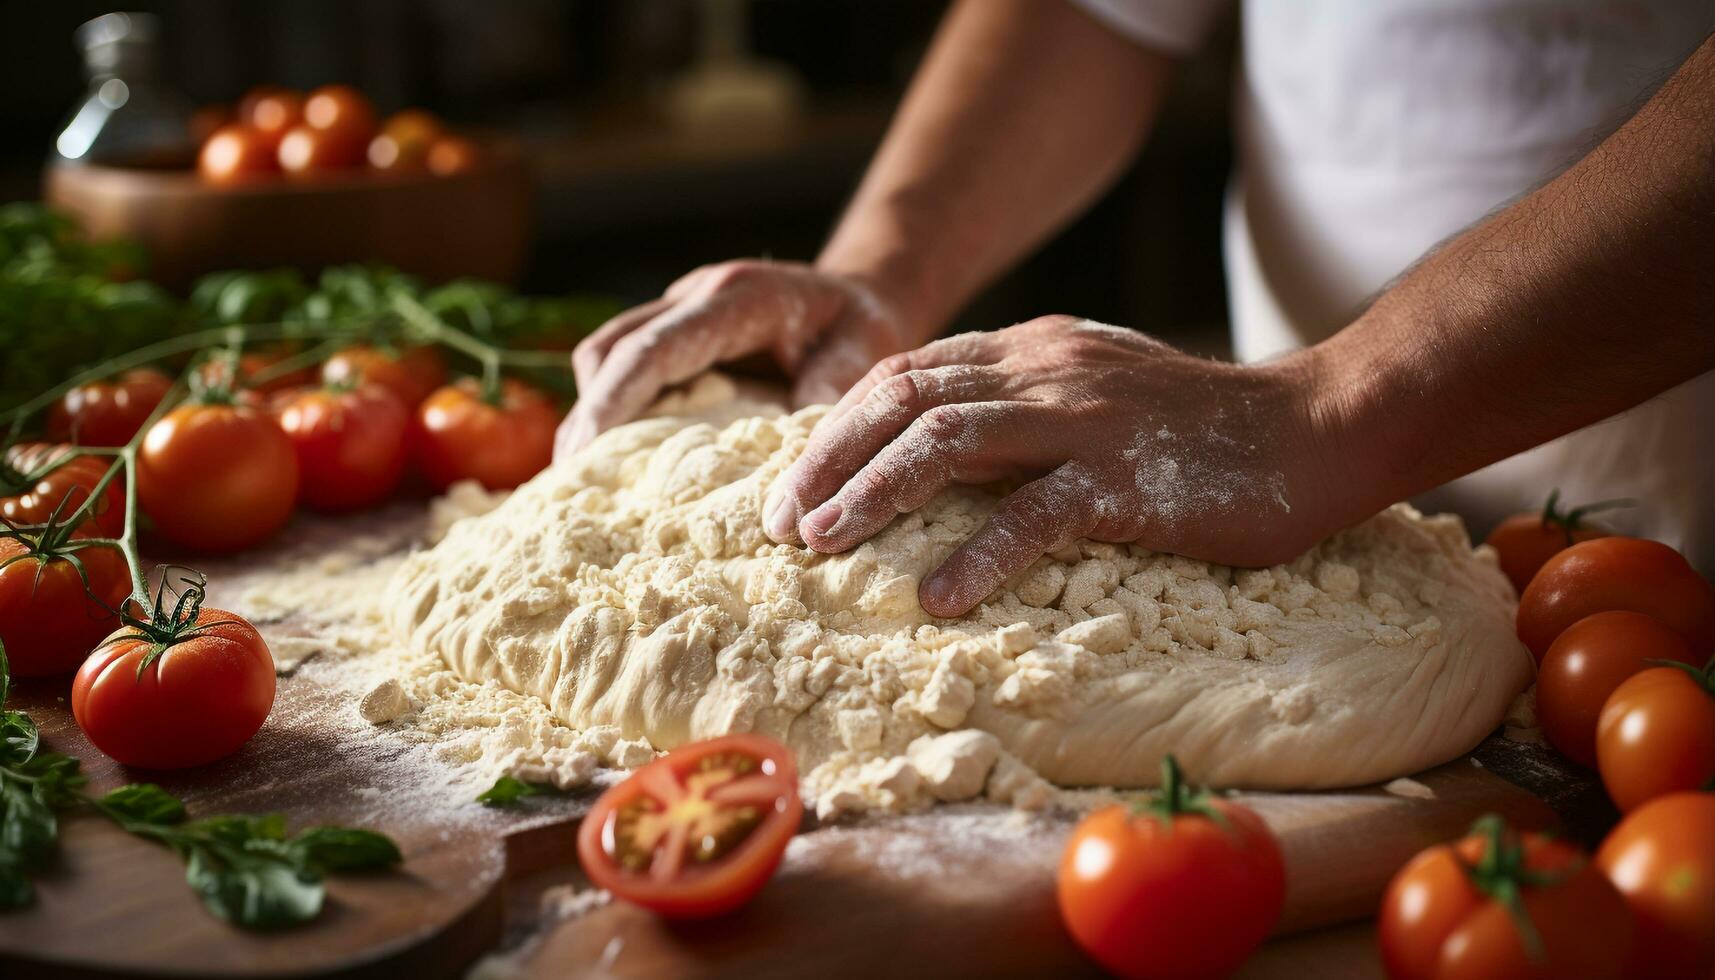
[{"x1": 388, "y1": 375, "x2": 1533, "y2": 792}]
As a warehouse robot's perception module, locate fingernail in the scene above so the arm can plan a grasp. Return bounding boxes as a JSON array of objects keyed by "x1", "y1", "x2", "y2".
[
  {"x1": 803, "y1": 502, "x2": 842, "y2": 538},
  {"x1": 763, "y1": 488, "x2": 796, "y2": 541}
]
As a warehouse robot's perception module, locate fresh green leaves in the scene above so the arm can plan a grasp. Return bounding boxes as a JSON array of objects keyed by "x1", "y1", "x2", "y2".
[
  {"x1": 0, "y1": 639, "x2": 402, "y2": 928},
  {"x1": 477, "y1": 774, "x2": 549, "y2": 807}
]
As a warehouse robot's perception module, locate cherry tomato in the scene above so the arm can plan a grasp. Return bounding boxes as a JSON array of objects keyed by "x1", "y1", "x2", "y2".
[
  {"x1": 1596, "y1": 792, "x2": 1715, "y2": 979},
  {"x1": 1485, "y1": 491, "x2": 1622, "y2": 595},
  {"x1": 1517, "y1": 537, "x2": 1715, "y2": 662},
  {"x1": 278, "y1": 384, "x2": 408, "y2": 512},
  {"x1": 278, "y1": 123, "x2": 366, "y2": 177},
  {"x1": 1, "y1": 443, "x2": 125, "y2": 536},
  {"x1": 368, "y1": 109, "x2": 442, "y2": 171},
  {"x1": 412, "y1": 378, "x2": 557, "y2": 491},
  {"x1": 1537, "y1": 611, "x2": 1696, "y2": 767},
  {"x1": 46, "y1": 367, "x2": 173, "y2": 447},
  {"x1": 72, "y1": 605, "x2": 275, "y2": 769},
  {"x1": 238, "y1": 87, "x2": 302, "y2": 149},
  {"x1": 188, "y1": 104, "x2": 233, "y2": 144},
  {"x1": 321, "y1": 344, "x2": 447, "y2": 409},
  {"x1": 236, "y1": 85, "x2": 293, "y2": 128},
  {"x1": 1378, "y1": 816, "x2": 1631, "y2": 980},
  {"x1": 1058, "y1": 757, "x2": 1285, "y2": 980},
  {"x1": 302, "y1": 84, "x2": 377, "y2": 146},
  {"x1": 0, "y1": 529, "x2": 129, "y2": 678},
  {"x1": 1596, "y1": 664, "x2": 1715, "y2": 812},
  {"x1": 198, "y1": 124, "x2": 280, "y2": 184},
  {"x1": 137, "y1": 403, "x2": 299, "y2": 554},
  {"x1": 426, "y1": 136, "x2": 481, "y2": 177},
  {"x1": 195, "y1": 349, "x2": 317, "y2": 396},
  {"x1": 576, "y1": 733, "x2": 801, "y2": 919}
]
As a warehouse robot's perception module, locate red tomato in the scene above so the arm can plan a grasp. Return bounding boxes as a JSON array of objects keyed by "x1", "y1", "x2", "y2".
[
  {"x1": 1596, "y1": 664, "x2": 1715, "y2": 812},
  {"x1": 1485, "y1": 491, "x2": 1621, "y2": 595},
  {"x1": 278, "y1": 123, "x2": 366, "y2": 177},
  {"x1": 1, "y1": 443, "x2": 125, "y2": 536},
  {"x1": 198, "y1": 124, "x2": 280, "y2": 184},
  {"x1": 72, "y1": 606, "x2": 275, "y2": 768},
  {"x1": 137, "y1": 403, "x2": 299, "y2": 554},
  {"x1": 576, "y1": 733, "x2": 801, "y2": 918},
  {"x1": 1517, "y1": 538, "x2": 1715, "y2": 663},
  {"x1": 1596, "y1": 792, "x2": 1715, "y2": 979},
  {"x1": 188, "y1": 104, "x2": 233, "y2": 144},
  {"x1": 1058, "y1": 757, "x2": 1285, "y2": 980},
  {"x1": 302, "y1": 84, "x2": 376, "y2": 146},
  {"x1": 426, "y1": 136, "x2": 481, "y2": 177},
  {"x1": 46, "y1": 367, "x2": 173, "y2": 447},
  {"x1": 412, "y1": 378, "x2": 557, "y2": 491},
  {"x1": 368, "y1": 109, "x2": 442, "y2": 171},
  {"x1": 239, "y1": 87, "x2": 302, "y2": 149},
  {"x1": 1537, "y1": 611, "x2": 1696, "y2": 767},
  {"x1": 0, "y1": 530, "x2": 129, "y2": 677},
  {"x1": 1378, "y1": 817, "x2": 1632, "y2": 980},
  {"x1": 277, "y1": 384, "x2": 409, "y2": 512},
  {"x1": 321, "y1": 344, "x2": 447, "y2": 409},
  {"x1": 195, "y1": 349, "x2": 317, "y2": 396}
]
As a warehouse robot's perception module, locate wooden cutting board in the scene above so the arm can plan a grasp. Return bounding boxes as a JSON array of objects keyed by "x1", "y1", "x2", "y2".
[{"x1": 0, "y1": 511, "x2": 1583, "y2": 979}]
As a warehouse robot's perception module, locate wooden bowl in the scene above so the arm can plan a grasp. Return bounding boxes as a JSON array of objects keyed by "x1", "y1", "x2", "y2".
[{"x1": 43, "y1": 140, "x2": 530, "y2": 292}]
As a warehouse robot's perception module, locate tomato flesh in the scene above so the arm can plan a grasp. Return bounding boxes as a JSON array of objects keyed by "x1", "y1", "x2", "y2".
[{"x1": 577, "y1": 733, "x2": 801, "y2": 919}]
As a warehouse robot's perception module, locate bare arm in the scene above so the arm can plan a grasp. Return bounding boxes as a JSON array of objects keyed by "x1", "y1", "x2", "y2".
[
  {"x1": 765, "y1": 33, "x2": 1715, "y2": 616},
  {"x1": 558, "y1": 0, "x2": 1176, "y2": 454}
]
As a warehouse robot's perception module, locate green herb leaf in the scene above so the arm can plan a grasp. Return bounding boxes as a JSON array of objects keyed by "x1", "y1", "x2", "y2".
[
  {"x1": 184, "y1": 844, "x2": 325, "y2": 929},
  {"x1": 0, "y1": 857, "x2": 32, "y2": 909},
  {"x1": 291, "y1": 827, "x2": 402, "y2": 872},
  {"x1": 100, "y1": 784, "x2": 186, "y2": 826},
  {"x1": 19, "y1": 753, "x2": 84, "y2": 808},
  {"x1": 477, "y1": 775, "x2": 544, "y2": 807},
  {"x1": 0, "y1": 779, "x2": 58, "y2": 867},
  {"x1": 186, "y1": 813, "x2": 289, "y2": 847},
  {"x1": 0, "y1": 712, "x2": 36, "y2": 769}
]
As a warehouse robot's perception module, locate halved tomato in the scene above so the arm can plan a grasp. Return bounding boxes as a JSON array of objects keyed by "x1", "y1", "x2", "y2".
[{"x1": 576, "y1": 733, "x2": 801, "y2": 919}]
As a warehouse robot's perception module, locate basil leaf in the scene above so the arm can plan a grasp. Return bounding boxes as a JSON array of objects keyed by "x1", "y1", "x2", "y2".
[
  {"x1": 101, "y1": 784, "x2": 186, "y2": 826},
  {"x1": 292, "y1": 827, "x2": 402, "y2": 872},
  {"x1": 0, "y1": 858, "x2": 31, "y2": 909},
  {"x1": 20, "y1": 753, "x2": 84, "y2": 808},
  {"x1": 0, "y1": 780, "x2": 57, "y2": 866},
  {"x1": 184, "y1": 844, "x2": 324, "y2": 930},
  {"x1": 0, "y1": 712, "x2": 36, "y2": 768},
  {"x1": 187, "y1": 813, "x2": 287, "y2": 846},
  {"x1": 477, "y1": 775, "x2": 545, "y2": 807}
]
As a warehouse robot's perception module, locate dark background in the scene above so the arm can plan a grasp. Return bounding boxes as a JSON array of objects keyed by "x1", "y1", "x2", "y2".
[{"x1": 0, "y1": 0, "x2": 1237, "y2": 354}]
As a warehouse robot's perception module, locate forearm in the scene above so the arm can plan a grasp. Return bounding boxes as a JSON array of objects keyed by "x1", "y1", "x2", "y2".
[
  {"x1": 817, "y1": 0, "x2": 1176, "y2": 342},
  {"x1": 1307, "y1": 33, "x2": 1715, "y2": 520}
]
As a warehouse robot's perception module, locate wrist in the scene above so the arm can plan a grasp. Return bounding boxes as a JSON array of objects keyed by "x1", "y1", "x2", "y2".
[
  {"x1": 816, "y1": 238, "x2": 945, "y2": 348},
  {"x1": 1280, "y1": 333, "x2": 1400, "y2": 529}
]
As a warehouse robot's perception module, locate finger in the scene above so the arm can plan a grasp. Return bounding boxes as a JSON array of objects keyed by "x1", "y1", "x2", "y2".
[
  {"x1": 817, "y1": 331, "x2": 1002, "y2": 434},
  {"x1": 572, "y1": 298, "x2": 676, "y2": 395},
  {"x1": 570, "y1": 290, "x2": 783, "y2": 448},
  {"x1": 790, "y1": 334, "x2": 875, "y2": 408},
  {"x1": 762, "y1": 363, "x2": 1004, "y2": 542},
  {"x1": 918, "y1": 463, "x2": 1100, "y2": 618},
  {"x1": 799, "y1": 402, "x2": 1062, "y2": 554}
]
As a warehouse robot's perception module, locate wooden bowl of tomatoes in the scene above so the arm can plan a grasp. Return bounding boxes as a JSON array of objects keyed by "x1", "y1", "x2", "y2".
[{"x1": 43, "y1": 84, "x2": 528, "y2": 292}]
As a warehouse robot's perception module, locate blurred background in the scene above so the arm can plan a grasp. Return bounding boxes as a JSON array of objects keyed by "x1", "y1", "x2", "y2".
[{"x1": 0, "y1": 0, "x2": 1237, "y2": 355}]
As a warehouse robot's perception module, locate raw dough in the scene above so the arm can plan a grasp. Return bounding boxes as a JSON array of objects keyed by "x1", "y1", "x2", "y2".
[{"x1": 388, "y1": 375, "x2": 1532, "y2": 801}]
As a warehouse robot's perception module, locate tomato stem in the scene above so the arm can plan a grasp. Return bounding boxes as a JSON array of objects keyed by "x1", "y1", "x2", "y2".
[
  {"x1": 1456, "y1": 814, "x2": 1580, "y2": 965},
  {"x1": 1132, "y1": 755, "x2": 1227, "y2": 830},
  {"x1": 1537, "y1": 489, "x2": 1635, "y2": 547}
]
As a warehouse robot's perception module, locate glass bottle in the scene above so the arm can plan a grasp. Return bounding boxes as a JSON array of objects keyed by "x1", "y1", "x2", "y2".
[{"x1": 54, "y1": 12, "x2": 197, "y2": 168}]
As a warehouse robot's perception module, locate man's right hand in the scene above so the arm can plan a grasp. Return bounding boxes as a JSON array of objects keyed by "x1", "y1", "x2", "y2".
[{"x1": 555, "y1": 260, "x2": 915, "y2": 461}]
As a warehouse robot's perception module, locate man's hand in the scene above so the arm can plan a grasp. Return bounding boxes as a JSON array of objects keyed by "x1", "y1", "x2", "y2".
[
  {"x1": 762, "y1": 316, "x2": 1345, "y2": 617},
  {"x1": 555, "y1": 261, "x2": 914, "y2": 459}
]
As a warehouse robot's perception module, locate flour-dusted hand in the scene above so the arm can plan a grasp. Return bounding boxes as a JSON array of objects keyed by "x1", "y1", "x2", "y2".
[
  {"x1": 556, "y1": 261, "x2": 915, "y2": 460},
  {"x1": 763, "y1": 316, "x2": 1350, "y2": 617}
]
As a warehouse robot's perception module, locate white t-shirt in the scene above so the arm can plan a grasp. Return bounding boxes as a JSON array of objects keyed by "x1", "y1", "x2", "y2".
[{"x1": 1076, "y1": 0, "x2": 1715, "y2": 573}]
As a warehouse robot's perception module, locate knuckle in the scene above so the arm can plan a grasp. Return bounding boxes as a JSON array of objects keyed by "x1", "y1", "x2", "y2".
[
  {"x1": 873, "y1": 371, "x2": 926, "y2": 413},
  {"x1": 915, "y1": 404, "x2": 966, "y2": 447},
  {"x1": 704, "y1": 259, "x2": 767, "y2": 291}
]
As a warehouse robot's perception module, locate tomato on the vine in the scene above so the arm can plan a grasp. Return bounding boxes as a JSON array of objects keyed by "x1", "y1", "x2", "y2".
[
  {"x1": 0, "y1": 528, "x2": 129, "y2": 677},
  {"x1": 576, "y1": 733, "x2": 801, "y2": 918},
  {"x1": 137, "y1": 402, "x2": 299, "y2": 554},
  {"x1": 195, "y1": 349, "x2": 316, "y2": 396},
  {"x1": 1058, "y1": 756, "x2": 1285, "y2": 980},
  {"x1": 1485, "y1": 491, "x2": 1623, "y2": 595},
  {"x1": 1378, "y1": 815, "x2": 1632, "y2": 980},
  {"x1": 277, "y1": 384, "x2": 409, "y2": 512},
  {"x1": 73, "y1": 585, "x2": 274, "y2": 769},
  {"x1": 1596, "y1": 792, "x2": 1715, "y2": 978},
  {"x1": 412, "y1": 378, "x2": 557, "y2": 491},
  {"x1": 1537, "y1": 611, "x2": 1695, "y2": 767},
  {"x1": 321, "y1": 344, "x2": 447, "y2": 409},
  {"x1": 1, "y1": 443, "x2": 125, "y2": 536},
  {"x1": 46, "y1": 368, "x2": 173, "y2": 447},
  {"x1": 1595, "y1": 662, "x2": 1715, "y2": 812},
  {"x1": 1516, "y1": 537, "x2": 1715, "y2": 662}
]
